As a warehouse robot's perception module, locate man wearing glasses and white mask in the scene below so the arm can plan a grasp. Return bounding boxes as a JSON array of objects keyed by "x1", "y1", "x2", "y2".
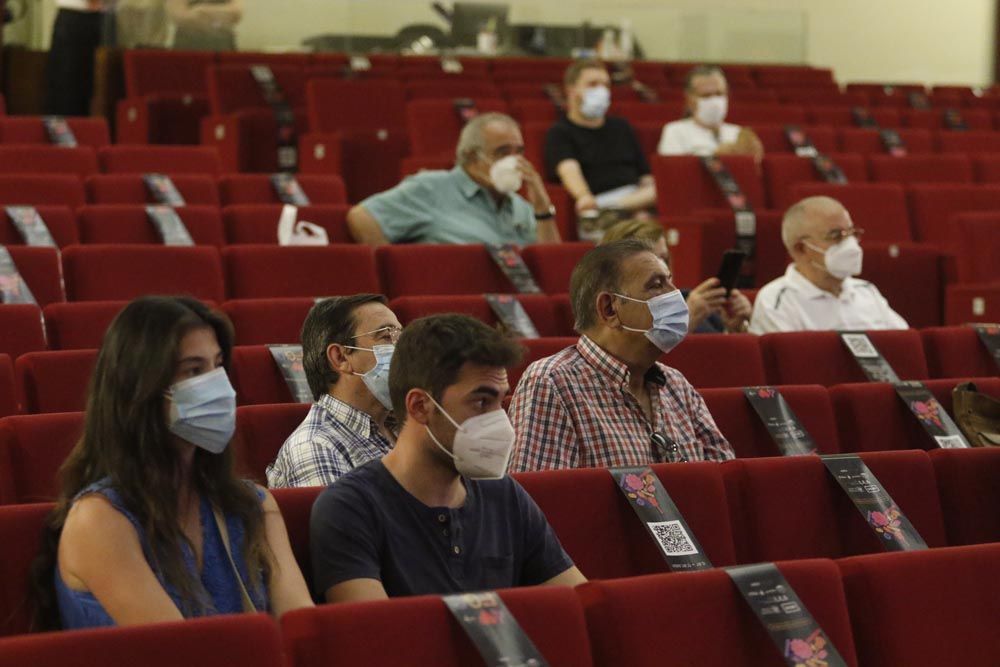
[{"x1": 750, "y1": 196, "x2": 908, "y2": 334}]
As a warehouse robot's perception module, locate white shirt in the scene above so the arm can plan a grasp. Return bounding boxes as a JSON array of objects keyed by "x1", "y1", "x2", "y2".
[
  {"x1": 749, "y1": 264, "x2": 909, "y2": 334},
  {"x1": 658, "y1": 118, "x2": 742, "y2": 156},
  {"x1": 57, "y1": 0, "x2": 102, "y2": 10}
]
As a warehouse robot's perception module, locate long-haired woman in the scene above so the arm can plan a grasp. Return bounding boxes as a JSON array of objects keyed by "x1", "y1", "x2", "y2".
[{"x1": 31, "y1": 296, "x2": 313, "y2": 629}]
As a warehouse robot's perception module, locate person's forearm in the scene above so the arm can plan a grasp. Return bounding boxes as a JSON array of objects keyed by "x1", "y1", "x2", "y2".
[
  {"x1": 346, "y1": 206, "x2": 389, "y2": 246},
  {"x1": 616, "y1": 181, "x2": 657, "y2": 211},
  {"x1": 555, "y1": 160, "x2": 592, "y2": 200},
  {"x1": 536, "y1": 218, "x2": 561, "y2": 243}
]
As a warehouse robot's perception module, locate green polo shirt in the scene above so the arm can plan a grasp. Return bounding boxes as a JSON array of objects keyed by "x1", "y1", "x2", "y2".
[{"x1": 360, "y1": 166, "x2": 538, "y2": 244}]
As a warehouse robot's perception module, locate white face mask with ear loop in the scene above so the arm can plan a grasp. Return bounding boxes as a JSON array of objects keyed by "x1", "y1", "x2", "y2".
[
  {"x1": 694, "y1": 94, "x2": 728, "y2": 127},
  {"x1": 804, "y1": 235, "x2": 864, "y2": 280},
  {"x1": 614, "y1": 289, "x2": 690, "y2": 354},
  {"x1": 487, "y1": 154, "x2": 523, "y2": 194},
  {"x1": 422, "y1": 392, "x2": 516, "y2": 480},
  {"x1": 344, "y1": 343, "x2": 395, "y2": 410},
  {"x1": 164, "y1": 367, "x2": 237, "y2": 454}
]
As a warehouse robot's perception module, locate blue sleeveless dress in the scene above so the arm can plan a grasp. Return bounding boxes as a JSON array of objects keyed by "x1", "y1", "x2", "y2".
[{"x1": 55, "y1": 480, "x2": 269, "y2": 629}]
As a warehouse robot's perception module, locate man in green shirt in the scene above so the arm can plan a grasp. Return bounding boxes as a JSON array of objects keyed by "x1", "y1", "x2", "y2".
[{"x1": 347, "y1": 113, "x2": 561, "y2": 245}]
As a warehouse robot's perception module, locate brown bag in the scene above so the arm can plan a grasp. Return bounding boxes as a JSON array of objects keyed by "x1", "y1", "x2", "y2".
[{"x1": 952, "y1": 382, "x2": 1000, "y2": 447}]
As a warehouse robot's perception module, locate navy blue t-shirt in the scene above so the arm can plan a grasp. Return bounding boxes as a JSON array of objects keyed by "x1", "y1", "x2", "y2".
[{"x1": 309, "y1": 460, "x2": 574, "y2": 599}]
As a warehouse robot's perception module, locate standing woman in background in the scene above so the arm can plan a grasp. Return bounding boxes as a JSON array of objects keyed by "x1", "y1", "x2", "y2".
[
  {"x1": 30, "y1": 296, "x2": 313, "y2": 630},
  {"x1": 45, "y1": 0, "x2": 108, "y2": 115},
  {"x1": 167, "y1": 0, "x2": 242, "y2": 51}
]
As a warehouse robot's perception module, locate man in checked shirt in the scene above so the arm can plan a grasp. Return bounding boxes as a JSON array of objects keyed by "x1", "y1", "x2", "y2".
[{"x1": 509, "y1": 239, "x2": 734, "y2": 470}]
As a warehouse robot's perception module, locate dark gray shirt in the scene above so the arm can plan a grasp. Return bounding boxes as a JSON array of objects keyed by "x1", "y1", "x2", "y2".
[{"x1": 310, "y1": 460, "x2": 574, "y2": 598}]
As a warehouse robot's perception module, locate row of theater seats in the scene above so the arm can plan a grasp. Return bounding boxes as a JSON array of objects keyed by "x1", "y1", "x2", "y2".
[
  {"x1": 1, "y1": 452, "x2": 998, "y2": 663},
  {"x1": 2, "y1": 374, "x2": 997, "y2": 494}
]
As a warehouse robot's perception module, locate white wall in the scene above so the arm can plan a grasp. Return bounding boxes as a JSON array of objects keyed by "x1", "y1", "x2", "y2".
[{"x1": 14, "y1": 0, "x2": 998, "y2": 86}]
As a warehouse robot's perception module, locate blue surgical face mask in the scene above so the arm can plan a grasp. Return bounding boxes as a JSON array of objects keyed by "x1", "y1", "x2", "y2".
[
  {"x1": 615, "y1": 289, "x2": 690, "y2": 353},
  {"x1": 165, "y1": 367, "x2": 237, "y2": 454},
  {"x1": 346, "y1": 343, "x2": 395, "y2": 410},
  {"x1": 580, "y1": 85, "x2": 611, "y2": 119}
]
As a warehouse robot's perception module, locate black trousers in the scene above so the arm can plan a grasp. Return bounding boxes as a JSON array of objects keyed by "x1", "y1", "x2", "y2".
[{"x1": 44, "y1": 8, "x2": 103, "y2": 116}]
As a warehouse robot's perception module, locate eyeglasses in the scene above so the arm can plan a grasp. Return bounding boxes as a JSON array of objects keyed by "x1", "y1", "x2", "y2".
[
  {"x1": 651, "y1": 432, "x2": 688, "y2": 463},
  {"x1": 808, "y1": 227, "x2": 865, "y2": 243},
  {"x1": 352, "y1": 326, "x2": 403, "y2": 344}
]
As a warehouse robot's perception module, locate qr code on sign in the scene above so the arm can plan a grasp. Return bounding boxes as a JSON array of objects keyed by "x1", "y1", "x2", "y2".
[
  {"x1": 647, "y1": 520, "x2": 699, "y2": 557},
  {"x1": 841, "y1": 333, "x2": 878, "y2": 358}
]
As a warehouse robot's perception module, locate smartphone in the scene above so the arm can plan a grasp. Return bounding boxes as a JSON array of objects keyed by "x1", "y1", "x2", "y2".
[{"x1": 716, "y1": 249, "x2": 747, "y2": 296}]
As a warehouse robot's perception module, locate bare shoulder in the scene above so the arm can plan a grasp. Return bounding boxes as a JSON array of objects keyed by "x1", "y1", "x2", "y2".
[{"x1": 255, "y1": 483, "x2": 280, "y2": 513}]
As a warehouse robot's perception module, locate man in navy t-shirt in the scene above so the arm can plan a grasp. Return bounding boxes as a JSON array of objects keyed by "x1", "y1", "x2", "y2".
[{"x1": 310, "y1": 314, "x2": 586, "y2": 603}]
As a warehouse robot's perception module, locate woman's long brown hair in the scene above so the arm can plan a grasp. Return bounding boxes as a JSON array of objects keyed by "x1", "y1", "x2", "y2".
[{"x1": 30, "y1": 296, "x2": 272, "y2": 630}]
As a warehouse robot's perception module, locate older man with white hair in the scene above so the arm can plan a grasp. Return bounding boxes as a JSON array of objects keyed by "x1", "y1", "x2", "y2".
[
  {"x1": 347, "y1": 112, "x2": 560, "y2": 245},
  {"x1": 749, "y1": 196, "x2": 907, "y2": 334}
]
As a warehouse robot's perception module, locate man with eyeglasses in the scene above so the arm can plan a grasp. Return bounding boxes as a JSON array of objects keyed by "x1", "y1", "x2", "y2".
[
  {"x1": 267, "y1": 295, "x2": 404, "y2": 488},
  {"x1": 749, "y1": 196, "x2": 908, "y2": 334},
  {"x1": 346, "y1": 112, "x2": 560, "y2": 246},
  {"x1": 508, "y1": 239, "x2": 734, "y2": 472}
]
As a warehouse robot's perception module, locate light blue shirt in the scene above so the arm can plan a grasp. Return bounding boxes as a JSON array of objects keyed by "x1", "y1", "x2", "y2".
[{"x1": 361, "y1": 166, "x2": 538, "y2": 244}]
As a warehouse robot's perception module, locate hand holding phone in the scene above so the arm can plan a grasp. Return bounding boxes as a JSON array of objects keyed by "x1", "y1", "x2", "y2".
[{"x1": 716, "y1": 249, "x2": 747, "y2": 296}]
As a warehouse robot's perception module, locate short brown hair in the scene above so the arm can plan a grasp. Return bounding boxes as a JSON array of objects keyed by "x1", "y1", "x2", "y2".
[
  {"x1": 389, "y1": 314, "x2": 524, "y2": 422},
  {"x1": 601, "y1": 218, "x2": 665, "y2": 246},
  {"x1": 684, "y1": 64, "x2": 726, "y2": 92},
  {"x1": 301, "y1": 294, "x2": 387, "y2": 400},
  {"x1": 564, "y1": 58, "x2": 607, "y2": 87},
  {"x1": 570, "y1": 238, "x2": 654, "y2": 332}
]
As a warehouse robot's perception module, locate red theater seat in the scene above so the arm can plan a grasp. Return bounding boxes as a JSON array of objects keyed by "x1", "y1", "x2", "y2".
[
  {"x1": 930, "y1": 448, "x2": 1000, "y2": 545},
  {"x1": 807, "y1": 107, "x2": 900, "y2": 128},
  {"x1": 700, "y1": 384, "x2": 840, "y2": 457},
  {"x1": 907, "y1": 184, "x2": 1000, "y2": 249},
  {"x1": 207, "y1": 64, "x2": 309, "y2": 115},
  {"x1": 230, "y1": 345, "x2": 296, "y2": 406},
  {"x1": 945, "y1": 283, "x2": 1000, "y2": 324},
  {"x1": 389, "y1": 294, "x2": 560, "y2": 336},
  {"x1": 751, "y1": 124, "x2": 838, "y2": 155},
  {"x1": 42, "y1": 301, "x2": 126, "y2": 350},
  {"x1": 519, "y1": 242, "x2": 593, "y2": 294},
  {"x1": 281, "y1": 586, "x2": 593, "y2": 667},
  {"x1": 376, "y1": 244, "x2": 519, "y2": 298},
  {"x1": 938, "y1": 129, "x2": 1000, "y2": 154},
  {"x1": 62, "y1": 245, "x2": 225, "y2": 302},
  {"x1": 580, "y1": 559, "x2": 859, "y2": 667},
  {"x1": 223, "y1": 245, "x2": 378, "y2": 299},
  {"x1": 903, "y1": 108, "x2": 993, "y2": 130},
  {"x1": 77, "y1": 205, "x2": 225, "y2": 246},
  {"x1": 4, "y1": 246, "x2": 65, "y2": 307},
  {"x1": 0, "y1": 411, "x2": 83, "y2": 504},
  {"x1": 15, "y1": 349, "x2": 96, "y2": 414},
  {"x1": 234, "y1": 403, "x2": 309, "y2": 483},
  {"x1": 0, "y1": 305, "x2": 45, "y2": 359},
  {"x1": 0, "y1": 175, "x2": 86, "y2": 208},
  {"x1": 223, "y1": 205, "x2": 351, "y2": 244},
  {"x1": 98, "y1": 146, "x2": 222, "y2": 175},
  {"x1": 85, "y1": 174, "x2": 220, "y2": 206},
  {"x1": 300, "y1": 127, "x2": 405, "y2": 202},
  {"x1": 0, "y1": 502, "x2": 52, "y2": 635},
  {"x1": 868, "y1": 154, "x2": 974, "y2": 185},
  {"x1": 970, "y1": 154, "x2": 1000, "y2": 182},
  {"x1": 761, "y1": 153, "x2": 868, "y2": 210},
  {"x1": 405, "y1": 98, "x2": 510, "y2": 157},
  {"x1": 950, "y1": 212, "x2": 1000, "y2": 282},
  {"x1": 836, "y1": 128, "x2": 934, "y2": 154},
  {"x1": 0, "y1": 146, "x2": 97, "y2": 177},
  {"x1": 761, "y1": 330, "x2": 929, "y2": 386},
  {"x1": 270, "y1": 485, "x2": 320, "y2": 585},
  {"x1": 514, "y1": 463, "x2": 736, "y2": 580},
  {"x1": 920, "y1": 326, "x2": 1000, "y2": 378},
  {"x1": 0, "y1": 205, "x2": 77, "y2": 248},
  {"x1": 831, "y1": 377, "x2": 1000, "y2": 452},
  {"x1": 405, "y1": 81, "x2": 501, "y2": 101},
  {"x1": 724, "y1": 450, "x2": 947, "y2": 562},
  {"x1": 0, "y1": 613, "x2": 284, "y2": 666},
  {"x1": 218, "y1": 174, "x2": 347, "y2": 205},
  {"x1": 0, "y1": 356, "x2": 16, "y2": 418},
  {"x1": 652, "y1": 155, "x2": 766, "y2": 215},
  {"x1": 0, "y1": 116, "x2": 110, "y2": 147},
  {"x1": 728, "y1": 104, "x2": 808, "y2": 126},
  {"x1": 787, "y1": 183, "x2": 911, "y2": 242},
  {"x1": 838, "y1": 543, "x2": 1000, "y2": 667},
  {"x1": 307, "y1": 78, "x2": 407, "y2": 133},
  {"x1": 662, "y1": 334, "x2": 766, "y2": 388},
  {"x1": 220, "y1": 298, "x2": 315, "y2": 346},
  {"x1": 857, "y1": 242, "x2": 944, "y2": 328},
  {"x1": 510, "y1": 337, "x2": 577, "y2": 391}
]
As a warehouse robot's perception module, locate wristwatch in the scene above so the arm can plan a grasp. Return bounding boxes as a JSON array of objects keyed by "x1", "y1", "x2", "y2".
[{"x1": 534, "y1": 205, "x2": 556, "y2": 220}]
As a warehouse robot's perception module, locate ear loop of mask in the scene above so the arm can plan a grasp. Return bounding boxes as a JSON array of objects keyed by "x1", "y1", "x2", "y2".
[
  {"x1": 421, "y1": 391, "x2": 462, "y2": 460},
  {"x1": 612, "y1": 292, "x2": 651, "y2": 333},
  {"x1": 343, "y1": 344, "x2": 374, "y2": 377}
]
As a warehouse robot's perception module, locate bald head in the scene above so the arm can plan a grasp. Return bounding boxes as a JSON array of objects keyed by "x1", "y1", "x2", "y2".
[{"x1": 781, "y1": 196, "x2": 850, "y2": 251}]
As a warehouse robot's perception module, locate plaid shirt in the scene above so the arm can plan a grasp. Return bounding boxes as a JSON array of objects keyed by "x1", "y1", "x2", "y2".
[
  {"x1": 508, "y1": 336, "x2": 734, "y2": 472},
  {"x1": 266, "y1": 394, "x2": 392, "y2": 488}
]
